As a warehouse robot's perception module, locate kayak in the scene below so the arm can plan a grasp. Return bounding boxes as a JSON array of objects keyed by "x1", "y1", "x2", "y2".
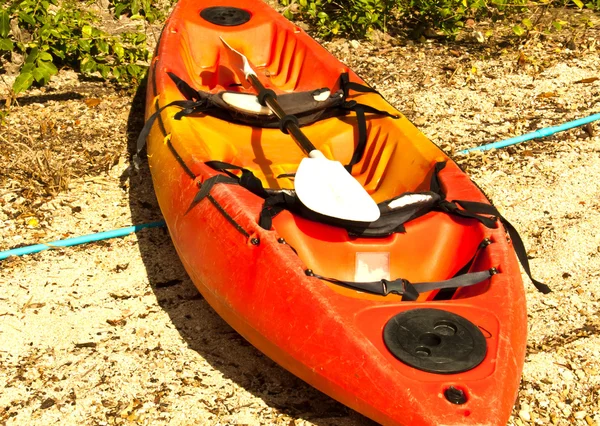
[{"x1": 138, "y1": 1, "x2": 549, "y2": 424}]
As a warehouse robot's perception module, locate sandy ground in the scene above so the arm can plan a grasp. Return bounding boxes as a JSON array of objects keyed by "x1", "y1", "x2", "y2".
[{"x1": 1, "y1": 4, "x2": 599, "y2": 426}]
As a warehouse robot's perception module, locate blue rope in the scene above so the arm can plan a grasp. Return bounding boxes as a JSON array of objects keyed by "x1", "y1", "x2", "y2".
[
  {"x1": 459, "y1": 113, "x2": 600, "y2": 154},
  {"x1": 0, "y1": 221, "x2": 166, "y2": 261}
]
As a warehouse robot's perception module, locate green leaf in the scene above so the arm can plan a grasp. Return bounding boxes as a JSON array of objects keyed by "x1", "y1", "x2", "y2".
[
  {"x1": 52, "y1": 48, "x2": 65, "y2": 60},
  {"x1": 97, "y1": 39, "x2": 109, "y2": 54},
  {"x1": 21, "y1": 63, "x2": 35, "y2": 74},
  {"x1": 113, "y1": 66, "x2": 122, "y2": 80},
  {"x1": 25, "y1": 47, "x2": 39, "y2": 64},
  {"x1": 13, "y1": 72, "x2": 34, "y2": 94},
  {"x1": 38, "y1": 51, "x2": 53, "y2": 62},
  {"x1": 572, "y1": 0, "x2": 584, "y2": 8},
  {"x1": 0, "y1": 9, "x2": 9, "y2": 38},
  {"x1": 81, "y1": 24, "x2": 93, "y2": 37},
  {"x1": 77, "y1": 38, "x2": 91, "y2": 52},
  {"x1": 32, "y1": 67, "x2": 48, "y2": 83},
  {"x1": 97, "y1": 64, "x2": 110, "y2": 79},
  {"x1": 80, "y1": 57, "x2": 97, "y2": 74},
  {"x1": 0, "y1": 37, "x2": 14, "y2": 51},
  {"x1": 113, "y1": 43, "x2": 124, "y2": 59},
  {"x1": 512, "y1": 25, "x2": 525, "y2": 36},
  {"x1": 522, "y1": 18, "x2": 533, "y2": 30},
  {"x1": 37, "y1": 59, "x2": 58, "y2": 76},
  {"x1": 127, "y1": 63, "x2": 141, "y2": 76},
  {"x1": 114, "y1": 4, "x2": 128, "y2": 17},
  {"x1": 18, "y1": 11, "x2": 36, "y2": 26}
]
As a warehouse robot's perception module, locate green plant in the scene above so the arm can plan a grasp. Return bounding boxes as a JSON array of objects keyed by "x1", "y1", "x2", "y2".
[
  {"x1": 0, "y1": 0, "x2": 159, "y2": 96},
  {"x1": 281, "y1": 0, "x2": 599, "y2": 38},
  {"x1": 110, "y1": 0, "x2": 167, "y2": 23},
  {"x1": 281, "y1": 0, "x2": 396, "y2": 37}
]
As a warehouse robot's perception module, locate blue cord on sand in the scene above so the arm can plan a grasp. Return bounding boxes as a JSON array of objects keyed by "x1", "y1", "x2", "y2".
[
  {"x1": 459, "y1": 113, "x2": 600, "y2": 154},
  {"x1": 0, "y1": 221, "x2": 166, "y2": 261}
]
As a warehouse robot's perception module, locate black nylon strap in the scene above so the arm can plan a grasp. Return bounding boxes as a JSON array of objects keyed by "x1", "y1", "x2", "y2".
[
  {"x1": 186, "y1": 175, "x2": 238, "y2": 213},
  {"x1": 305, "y1": 268, "x2": 494, "y2": 301},
  {"x1": 430, "y1": 161, "x2": 446, "y2": 193},
  {"x1": 345, "y1": 105, "x2": 367, "y2": 171},
  {"x1": 341, "y1": 102, "x2": 399, "y2": 171},
  {"x1": 205, "y1": 161, "x2": 269, "y2": 198},
  {"x1": 258, "y1": 192, "x2": 295, "y2": 229},
  {"x1": 201, "y1": 161, "x2": 299, "y2": 231},
  {"x1": 336, "y1": 73, "x2": 400, "y2": 171},
  {"x1": 430, "y1": 162, "x2": 496, "y2": 228},
  {"x1": 437, "y1": 200, "x2": 498, "y2": 228},
  {"x1": 339, "y1": 72, "x2": 380, "y2": 97},
  {"x1": 183, "y1": 168, "x2": 251, "y2": 239},
  {"x1": 453, "y1": 200, "x2": 551, "y2": 294},
  {"x1": 134, "y1": 99, "x2": 203, "y2": 170},
  {"x1": 167, "y1": 71, "x2": 202, "y2": 101},
  {"x1": 428, "y1": 161, "x2": 549, "y2": 293}
]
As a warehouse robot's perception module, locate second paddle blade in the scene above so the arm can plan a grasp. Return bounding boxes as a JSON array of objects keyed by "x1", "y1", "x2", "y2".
[{"x1": 294, "y1": 151, "x2": 381, "y2": 223}]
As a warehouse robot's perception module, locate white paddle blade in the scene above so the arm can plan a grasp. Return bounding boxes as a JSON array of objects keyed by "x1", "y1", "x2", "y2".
[
  {"x1": 295, "y1": 151, "x2": 381, "y2": 222},
  {"x1": 220, "y1": 37, "x2": 256, "y2": 84}
]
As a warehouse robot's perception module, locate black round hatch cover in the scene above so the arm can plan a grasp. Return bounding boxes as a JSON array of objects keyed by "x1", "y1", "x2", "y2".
[
  {"x1": 200, "y1": 7, "x2": 251, "y2": 26},
  {"x1": 383, "y1": 308, "x2": 487, "y2": 374}
]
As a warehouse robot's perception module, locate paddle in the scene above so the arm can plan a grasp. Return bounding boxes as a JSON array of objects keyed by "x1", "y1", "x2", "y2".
[{"x1": 220, "y1": 37, "x2": 380, "y2": 223}]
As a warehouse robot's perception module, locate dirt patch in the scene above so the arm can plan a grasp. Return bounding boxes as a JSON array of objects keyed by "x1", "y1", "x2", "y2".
[{"x1": 1, "y1": 4, "x2": 600, "y2": 426}]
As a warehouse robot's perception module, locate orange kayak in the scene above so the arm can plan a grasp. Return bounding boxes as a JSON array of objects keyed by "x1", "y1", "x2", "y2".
[{"x1": 139, "y1": 1, "x2": 549, "y2": 424}]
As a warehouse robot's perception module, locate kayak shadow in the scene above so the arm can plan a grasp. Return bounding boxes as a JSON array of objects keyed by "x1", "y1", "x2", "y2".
[{"x1": 125, "y1": 79, "x2": 375, "y2": 426}]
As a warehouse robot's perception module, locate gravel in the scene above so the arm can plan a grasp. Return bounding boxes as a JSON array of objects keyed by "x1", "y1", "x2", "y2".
[{"x1": 1, "y1": 4, "x2": 599, "y2": 425}]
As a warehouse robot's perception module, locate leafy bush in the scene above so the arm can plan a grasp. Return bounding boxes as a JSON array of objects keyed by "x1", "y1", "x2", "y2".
[
  {"x1": 110, "y1": 0, "x2": 165, "y2": 23},
  {"x1": 405, "y1": 0, "x2": 528, "y2": 34},
  {"x1": 280, "y1": 0, "x2": 596, "y2": 38},
  {"x1": 282, "y1": 0, "x2": 396, "y2": 36},
  {"x1": 0, "y1": 0, "x2": 164, "y2": 96}
]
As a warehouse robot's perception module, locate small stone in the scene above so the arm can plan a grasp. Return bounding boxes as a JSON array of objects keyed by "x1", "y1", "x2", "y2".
[
  {"x1": 40, "y1": 398, "x2": 55, "y2": 409},
  {"x1": 574, "y1": 411, "x2": 587, "y2": 420},
  {"x1": 349, "y1": 40, "x2": 360, "y2": 49},
  {"x1": 413, "y1": 116, "x2": 427, "y2": 126},
  {"x1": 561, "y1": 369, "x2": 575, "y2": 380},
  {"x1": 519, "y1": 409, "x2": 531, "y2": 422}
]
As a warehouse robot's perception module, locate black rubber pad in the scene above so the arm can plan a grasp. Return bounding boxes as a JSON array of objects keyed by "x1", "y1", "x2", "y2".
[
  {"x1": 200, "y1": 7, "x2": 251, "y2": 26},
  {"x1": 383, "y1": 308, "x2": 487, "y2": 374}
]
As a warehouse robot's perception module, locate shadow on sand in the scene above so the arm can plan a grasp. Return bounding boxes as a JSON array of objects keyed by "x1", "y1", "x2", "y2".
[{"x1": 124, "y1": 79, "x2": 375, "y2": 426}]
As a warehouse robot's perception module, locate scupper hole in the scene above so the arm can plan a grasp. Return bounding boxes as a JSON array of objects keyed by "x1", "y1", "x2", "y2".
[{"x1": 419, "y1": 332, "x2": 441, "y2": 346}]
